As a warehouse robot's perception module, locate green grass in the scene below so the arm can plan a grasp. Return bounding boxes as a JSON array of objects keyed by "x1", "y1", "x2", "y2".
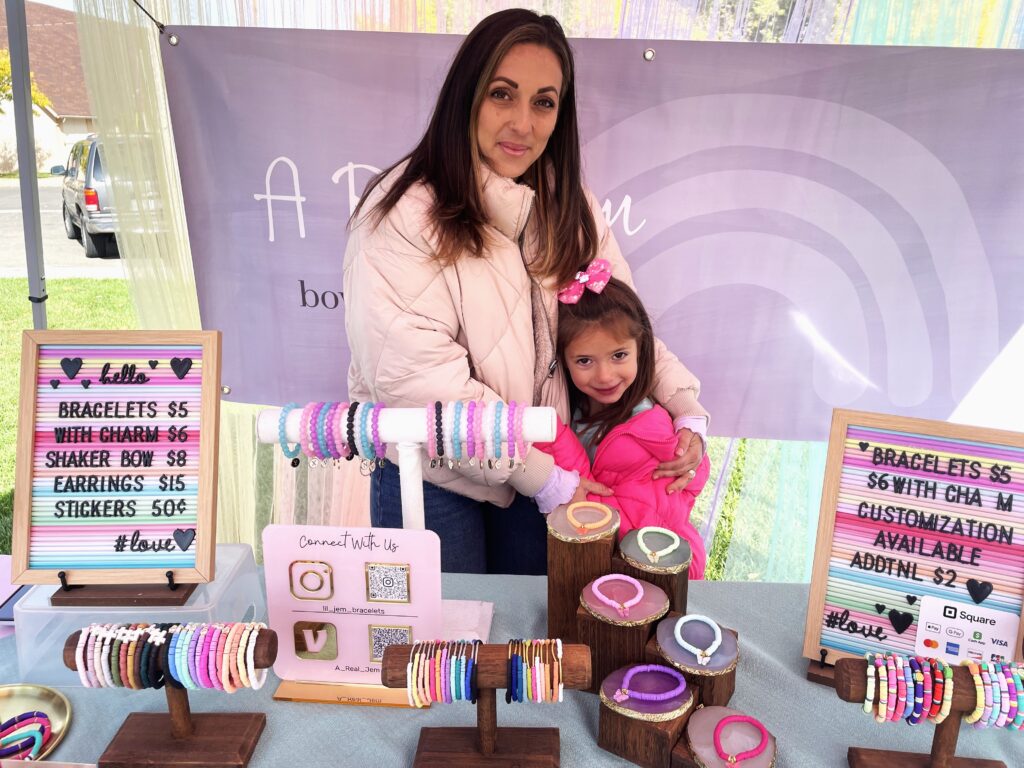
[
  {"x1": 705, "y1": 438, "x2": 747, "y2": 581},
  {"x1": 0, "y1": 277, "x2": 137, "y2": 554}
]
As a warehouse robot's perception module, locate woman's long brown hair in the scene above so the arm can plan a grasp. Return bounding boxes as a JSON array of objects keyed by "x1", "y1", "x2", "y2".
[
  {"x1": 351, "y1": 8, "x2": 598, "y2": 286},
  {"x1": 557, "y1": 278, "x2": 657, "y2": 445}
]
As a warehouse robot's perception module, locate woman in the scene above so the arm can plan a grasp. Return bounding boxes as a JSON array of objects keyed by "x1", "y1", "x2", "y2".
[{"x1": 343, "y1": 9, "x2": 708, "y2": 574}]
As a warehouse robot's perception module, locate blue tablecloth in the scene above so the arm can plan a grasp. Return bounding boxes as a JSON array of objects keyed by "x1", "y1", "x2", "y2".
[{"x1": 0, "y1": 577, "x2": 1019, "y2": 766}]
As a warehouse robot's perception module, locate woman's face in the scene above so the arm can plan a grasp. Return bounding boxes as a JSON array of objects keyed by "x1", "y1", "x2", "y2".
[{"x1": 476, "y1": 43, "x2": 563, "y2": 179}]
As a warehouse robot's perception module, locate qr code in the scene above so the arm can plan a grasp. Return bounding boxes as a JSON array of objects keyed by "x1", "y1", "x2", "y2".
[
  {"x1": 369, "y1": 625, "x2": 411, "y2": 662},
  {"x1": 366, "y1": 563, "x2": 411, "y2": 603}
]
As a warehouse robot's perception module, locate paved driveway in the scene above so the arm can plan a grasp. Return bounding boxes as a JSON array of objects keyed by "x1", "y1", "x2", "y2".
[{"x1": 0, "y1": 176, "x2": 124, "y2": 279}]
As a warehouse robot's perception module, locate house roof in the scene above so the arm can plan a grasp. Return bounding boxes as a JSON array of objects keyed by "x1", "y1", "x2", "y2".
[{"x1": 0, "y1": 1, "x2": 92, "y2": 119}]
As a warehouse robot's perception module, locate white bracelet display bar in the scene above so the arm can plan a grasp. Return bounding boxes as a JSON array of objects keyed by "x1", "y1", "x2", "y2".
[{"x1": 255, "y1": 406, "x2": 557, "y2": 530}]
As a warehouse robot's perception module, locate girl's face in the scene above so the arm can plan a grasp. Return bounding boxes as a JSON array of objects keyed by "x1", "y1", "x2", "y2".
[
  {"x1": 476, "y1": 43, "x2": 562, "y2": 179},
  {"x1": 564, "y1": 325, "x2": 639, "y2": 409}
]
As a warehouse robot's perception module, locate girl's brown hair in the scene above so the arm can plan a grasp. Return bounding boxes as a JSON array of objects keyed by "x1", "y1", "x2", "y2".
[
  {"x1": 351, "y1": 8, "x2": 597, "y2": 286},
  {"x1": 558, "y1": 277, "x2": 656, "y2": 445}
]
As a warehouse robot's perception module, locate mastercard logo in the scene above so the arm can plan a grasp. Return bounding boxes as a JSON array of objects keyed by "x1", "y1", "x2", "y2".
[{"x1": 924, "y1": 638, "x2": 939, "y2": 649}]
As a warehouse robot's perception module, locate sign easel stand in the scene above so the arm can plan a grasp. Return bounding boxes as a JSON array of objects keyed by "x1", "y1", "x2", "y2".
[
  {"x1": 381, "y1": 642, "x2": 591, "y2": 767},
  {"x1": 49, "y1": 569, "x2": 197, "y2": 607},
  {"x1": 833, "y1": 657, "x2": 1006, "y2": 768},
  {"x1": 63, "y1": 628, "x2": 278, "y2": 768}
]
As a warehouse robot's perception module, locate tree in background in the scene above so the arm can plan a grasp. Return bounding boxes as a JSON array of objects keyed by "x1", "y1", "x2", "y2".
[{"x1": 0, "y1": 48, "x2": 52, "y2": 113}]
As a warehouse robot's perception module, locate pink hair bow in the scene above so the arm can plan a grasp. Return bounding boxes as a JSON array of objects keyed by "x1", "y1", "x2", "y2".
[{"x1": 556, "y1": 259, "x2": 613, "y2": 304}]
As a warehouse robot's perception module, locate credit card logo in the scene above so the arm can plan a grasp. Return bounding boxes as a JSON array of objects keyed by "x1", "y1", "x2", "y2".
[{"x1": 945, "y1": 642, "x2": 960, "y2": 656}]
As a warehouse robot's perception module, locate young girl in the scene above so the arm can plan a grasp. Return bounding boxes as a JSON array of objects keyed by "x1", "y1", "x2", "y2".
[{"x1": 537, "y1": 261, "x2": 711, "y2": 577}]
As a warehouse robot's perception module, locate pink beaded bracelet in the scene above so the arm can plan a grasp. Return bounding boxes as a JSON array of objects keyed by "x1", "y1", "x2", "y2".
[{"x1": 591, "y1": 574, "x2": 644, "y2": 619}]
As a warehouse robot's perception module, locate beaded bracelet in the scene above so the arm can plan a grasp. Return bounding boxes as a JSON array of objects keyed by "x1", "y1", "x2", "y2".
[
  {"x1": 673, "y1": 614, "x2": 722, "y2": 666},
  {"x1": 880, "y1": 655, "x2": 897, "y2": 720},
  {"x1": 453, "y1": 400, "x2": 464, "y2": 467},
  {"x1": 444, "y1": 401, "x2": 456, "y2": 468},
  {"x1": 935, "y1": 659, "x2": 954, "y2": 724},
  {"x1": 493, "y1": 401, "x2": 504, "y2": 463},
  {"x1": 927, "y1": 659, "x2": 943, "y2": 720},
  {"x1": 907, "y1": 657, "x2": 924, "y2": 725},
  {"x1": 335, "y1": 402, "x2": 350, "y2": 459},
  {"x1": 637, "y1": 526, "x2": 682, "y2": 565},
  {"x1": 985, "y1": 662, "x2": 1001, "y2": 729},
  {"x1": 344, "y1": 402, "x2": 359, "y2": 460},
  {"x1": 976, "y1": 662, "x2": 994, "y2": 728},
  {"x1": 1010, "y1": 663, "x2": 1024, "y2": 730},
  {"x1": 875, "y1": 654, "x2": 888, "y2": 723},
  {"x1": 892, "y1": 655, "x2": 907, "y2": 721},
  {"x1": 465, "y1": 401, "x2": 477, "y2": 466},
  {"x1": 506, "y1": 400, "x2": 517, "y2": 468},
  {"x1": 592, "y1": 574, "x2": 644, "y2": 619},
  {"x1": 314, "y1": 401, "x2": 331, "y2": 459},
  {"x1": 278, "y1": 402, "x2": 302, "y2": 466},
  {"x1": 434, "y1": 401, "x2": 444, "y2": 459},
  {"x1": 863, "y1": 653, "x2": 876, "y2": 715},
  {"x1": 612, "y1": 664, "x2": 687, "y2": 703},
  {"x1": 919, "y1": 656, "x2": 933, "y2": 723},
  {"x1": 514, "y1": 402, "x2": 526, "y2": 469},
  {"x1": 713, "y1": 715, "x2": 770, "y2": 767},
  {"x1": 474, "y1": 401, "x2": 486, "y2": 467},
  {"x1": 996, "y1": 661, "x2": 1011, "y2": 728}
]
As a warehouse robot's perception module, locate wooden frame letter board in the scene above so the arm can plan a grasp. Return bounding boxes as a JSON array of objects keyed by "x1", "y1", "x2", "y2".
[
  {"x1": 804, "y1": 409, "x2": 1024, "y2": 666},
  {"x1": 12, "y1": 330, "x2": 221, "y2": 585}
]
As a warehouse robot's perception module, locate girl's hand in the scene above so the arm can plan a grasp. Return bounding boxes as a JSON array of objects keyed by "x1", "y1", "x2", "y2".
[
  {"x1": 570, "y1": 477, "x2": 612, "y2": 506},
  {"x1": 653, "y1": 427, "x2": 702, "y2": 494}
]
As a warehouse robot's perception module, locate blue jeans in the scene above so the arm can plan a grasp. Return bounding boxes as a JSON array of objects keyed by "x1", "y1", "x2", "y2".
[{"x1": 371, "y1": 461, "x2": 547, "y2": 575}]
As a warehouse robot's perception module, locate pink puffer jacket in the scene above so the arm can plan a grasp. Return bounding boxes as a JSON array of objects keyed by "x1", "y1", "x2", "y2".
[
  {"x1": 535, "y1": 405, "x2": 710, "y2": 579},
  {"x1": 343, "y1": 161, "x2": 708, "y2": 506}
]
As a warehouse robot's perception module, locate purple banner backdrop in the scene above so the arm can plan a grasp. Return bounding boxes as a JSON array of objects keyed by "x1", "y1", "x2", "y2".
[{"x1": 161, "y1": 28, "x2": 1024, "y2": 440}]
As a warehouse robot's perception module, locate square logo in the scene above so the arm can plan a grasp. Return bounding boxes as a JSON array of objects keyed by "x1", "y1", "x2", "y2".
[
  {"x1": 289, "y1": 560, "x2": 334, "y2": 601},
  {"x1": 293, "y1": 621, "x2": 338, "y2": 660},
  {"x1": 945, "y1": 641, "x2": 960, "y2": 656},
  {"x1": 942, "y1": 605, "x2": 958, "y2": 620}
]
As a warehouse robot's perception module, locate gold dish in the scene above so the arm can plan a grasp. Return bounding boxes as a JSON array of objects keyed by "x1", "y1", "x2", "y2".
[{"x1": 0, "y1": 683, "x2": 72, "y2": 760}]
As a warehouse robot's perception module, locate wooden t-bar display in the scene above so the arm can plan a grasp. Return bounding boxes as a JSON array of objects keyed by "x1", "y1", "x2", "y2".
[
  {"x1": 63, "y1": 625, "x2": 277, "y2": 768},
  {"x1": 834, "y1": 657, "x2": 1007, "y2": 768},
  {"x1": 381, "y1": 642, "x2": 592, "y2": 767}
]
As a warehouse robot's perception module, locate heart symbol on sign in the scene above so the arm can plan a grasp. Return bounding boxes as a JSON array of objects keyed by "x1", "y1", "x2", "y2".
[
  {"x1": 888, "y1": 609, "x2": 914, "y2": 635},
  {"x1": 148, "y1": 360, "x2": 159, "y2": 369},
  {"x1": 858, "y1": 442, "x2": 870, "y2": 452},
  {"x1": 906, "y1": 595, "x2": 917, "y2": 605},
  {"x1": 60, "y1": 357, "x2": 82, "y2": 379},
  {"x1": 81, "y1": 379, "x2": 91, "y2": 389},
  {"x1": 173, "y1": 529, "x2": 195, "y2": 551},
  {"x1": 966, "y1": 579, "x2": 993, "y2": 604},
  {"x1": 874, "y1": 604, "x2": 886, "y2": 614},
  {"x1": 170, "y1": 358, "x2": 192, "y2": 380},
  {"x1": 49, "y1": 379, "x2": 60, "y2": 389}
]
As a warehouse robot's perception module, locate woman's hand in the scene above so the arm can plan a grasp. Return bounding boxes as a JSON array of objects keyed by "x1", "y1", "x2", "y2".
[
  {"x1": 569, "y1": 477, "x2": 612, "y2": 506},
  {"x1": 653, "y1": 427, "x2": 703, "y2": 494}
]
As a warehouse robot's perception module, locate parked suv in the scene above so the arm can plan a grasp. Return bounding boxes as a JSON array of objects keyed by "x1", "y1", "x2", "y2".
[{"x1": 51, "y1": 136, "x2": 118, "y2": 258}]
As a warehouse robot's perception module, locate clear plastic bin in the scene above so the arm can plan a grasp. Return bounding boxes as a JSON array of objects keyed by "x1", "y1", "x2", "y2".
[{"x1": 14, "y1": 544, "x2": 265, "y2": 686}]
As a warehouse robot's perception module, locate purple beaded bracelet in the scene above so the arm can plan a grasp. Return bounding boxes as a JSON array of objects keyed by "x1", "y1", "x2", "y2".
[{"x1": 612, "y1": 664, "x2": 687, "y2": 703}]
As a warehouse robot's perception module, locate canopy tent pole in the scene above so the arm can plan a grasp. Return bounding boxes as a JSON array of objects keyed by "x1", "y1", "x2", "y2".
[{"x1": 6, "y1": 0, "x2": 48, "y2": 329}]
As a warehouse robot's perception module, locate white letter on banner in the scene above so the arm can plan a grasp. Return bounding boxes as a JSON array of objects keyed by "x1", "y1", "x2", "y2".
[
  {"x1": 253, "y1": 156, "x2": 307, "y2": 242},
  {"x1": 602, "y1": 194, "x2": 647, "y2": 236},
  {"x1": 331, "y1": 162, "x2": 382, "y2": 218}
]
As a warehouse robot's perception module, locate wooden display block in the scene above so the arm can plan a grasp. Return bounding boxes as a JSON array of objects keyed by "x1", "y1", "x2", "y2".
[
  {"x1": 412, "y1": 726, "x2": 559, "y2": 767},
  {"x1": 546, "y1": 514, "x2": 618, "y2": 644},
  {"x1": 98, "y1": 712, "x2": 265, "y2": 768},
  {"x1": 578, "y1": 606, "x2": 660, "y2": 694},
  {"x1": 598, "y1": 694, "x2": 693, "y2": 768},
  {"x1": 646, "y1": 615, "x2": 738, "y2": 708},
  {"x1": 50, "y1": 582, "x2": 197, "y2": 607},
  {"x1": 612, "y1": 551, "x2": 689, "y2": 615},
  {"x1": 670, "y1": 739, "x2": 700, "y2": 768},
  {"x1": 847, "y1": 748, "x2": 1005, "y2": 768}
]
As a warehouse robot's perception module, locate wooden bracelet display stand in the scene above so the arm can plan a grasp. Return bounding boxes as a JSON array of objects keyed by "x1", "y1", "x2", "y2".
[
  {"x1": 597, "y1": 665, "x2": 696, "y2": 768},
  {"x1": 646, "y1": 613, "x2": 738, "y2": 707},
  {"x1": 381, "y1": 642, "x2": 591, "y2": 767},
  {"x1": 63, "y1": 628, "x2": 278, "y2": 768},
  {"x1": 833, "y1": 657, "x2": 1007, "y2": 768},
  {"x1": 577, "y1": 579, "x2": 669, "y2": 695},
  {"x1": 546, "y1": 505, "x2": 619, "y2": 644},
  {"x1": 613, "y1": 531, "x2": 691, "y2": 615}
]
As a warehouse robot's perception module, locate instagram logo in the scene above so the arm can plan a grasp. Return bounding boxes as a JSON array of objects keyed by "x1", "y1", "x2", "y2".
[{"x1": 289, "y1": 560, "x2": 334, "y2": 600}]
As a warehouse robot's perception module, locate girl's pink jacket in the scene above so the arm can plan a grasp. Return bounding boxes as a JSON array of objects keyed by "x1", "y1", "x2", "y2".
[{"x1": 536, "y1": 404, "x2": 711, "y2": 578}]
